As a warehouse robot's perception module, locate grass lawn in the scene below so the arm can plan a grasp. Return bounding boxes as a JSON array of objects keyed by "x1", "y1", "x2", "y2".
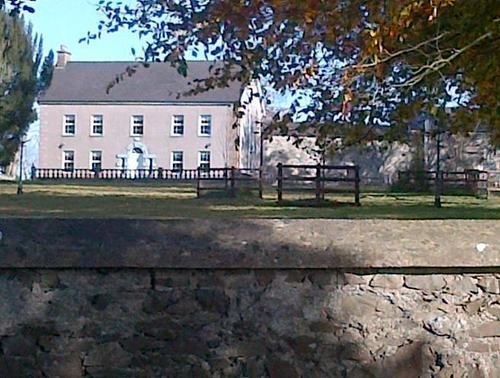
[{"x1": 0, "y1": 181, "x2": 499, "y2": 219}]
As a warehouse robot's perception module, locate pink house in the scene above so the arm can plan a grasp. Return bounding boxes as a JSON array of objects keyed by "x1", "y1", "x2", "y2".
[{"x1": 38, "y1": 47, "x2": 265, "y2": 173}]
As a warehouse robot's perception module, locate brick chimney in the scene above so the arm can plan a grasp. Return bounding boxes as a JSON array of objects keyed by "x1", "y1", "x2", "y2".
[{"x1": 56, "y1": 45, "x2": 71, "y2": 68}]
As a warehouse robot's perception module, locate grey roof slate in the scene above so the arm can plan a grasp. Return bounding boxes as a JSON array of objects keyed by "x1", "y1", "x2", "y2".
[{"x1": 40, "y1": 61, "x2": 243, "y2": 104}]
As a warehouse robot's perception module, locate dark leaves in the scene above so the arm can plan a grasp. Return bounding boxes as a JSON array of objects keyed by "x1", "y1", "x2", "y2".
[{"x1": 86, "y1": 0, "x2": 498, "y2": 145}]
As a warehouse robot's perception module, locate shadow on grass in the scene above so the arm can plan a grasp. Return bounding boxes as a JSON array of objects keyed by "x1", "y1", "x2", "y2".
[
  {"x1": 0, "y1": 195, "x2": 499, "y2": 220},
  {"x1": 0, "y1": 182, "x2": 498, "y2": 219},
  {"x1": 0, "y1": 218, "x2": 438, "y2": 376},
  {"x1": 276, "y1": 198, "x2": 359, "y2": 208}
]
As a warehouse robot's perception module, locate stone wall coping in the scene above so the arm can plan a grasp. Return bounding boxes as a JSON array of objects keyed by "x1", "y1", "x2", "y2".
[{"x1": 0, "y1": 219, "x2": 498, "y2": 269}]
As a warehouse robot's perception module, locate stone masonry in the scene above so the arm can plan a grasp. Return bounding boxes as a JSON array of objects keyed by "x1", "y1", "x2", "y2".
[
  {"x1": 0, "y1": 270, "x2": 499, "y2": 377},
  {"x1": 0, "y1": 219, "x2": 498, "y2": 377}
]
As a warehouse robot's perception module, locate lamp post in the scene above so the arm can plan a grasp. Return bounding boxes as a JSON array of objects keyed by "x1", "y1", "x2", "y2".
[
  {"x1": 17, "y1": 138, "x2": 29, "y2": 195},
  {"x1": 423, "y1": 118, "x2": 444, "y2": 208},
  {"x1": 434, "y1": 130, "x2": 442, "y2": 208},
  {"x1": 259, "y1": 125, "x2": 264, "y2": 172}
]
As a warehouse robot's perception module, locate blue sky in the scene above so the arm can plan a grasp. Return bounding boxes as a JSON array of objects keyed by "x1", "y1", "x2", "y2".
[
  {"x1": 27, "y1": 0, "x2": 141, "y2": 61},
  {"x1": 21, "y1": 0, "x2": 143, "y2": 171}
]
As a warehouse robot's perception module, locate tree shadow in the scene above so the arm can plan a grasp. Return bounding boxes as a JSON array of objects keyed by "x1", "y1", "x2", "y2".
[{"x1": 0, "y1": 219, "x2": 474, "y2": 377}]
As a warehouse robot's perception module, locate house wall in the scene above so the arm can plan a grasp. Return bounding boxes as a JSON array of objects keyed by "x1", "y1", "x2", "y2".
[
  {"x1": 39, "y1": 103, "x2": 239, "y2": 170},
  {"x1": 238, "y1": 80, "x2": 266, "y2": 169}
]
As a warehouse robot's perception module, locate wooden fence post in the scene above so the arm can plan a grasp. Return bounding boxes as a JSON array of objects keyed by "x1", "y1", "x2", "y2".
[
  {"x1": 277, "y1": 163, "x2": 283, "y2": 202},
  {"x1": 354, "y1": 166, "x2": 361, "y2": 206},
  {"x1": 315, "y1": 163, "x2": 321, "y2": 204},
  {"x1": 196, "y1": 167, "x2": 201, "y2": 198},
  {"x1": 224, "y1": 168, "x2": 228, "y2": 190},
  {"x1": 258, "y1": 167, "x2": 263, "y2": 199},
  {"x1": 321, "y1": 165, "x2": 326, "y2": 200},
  {"x1": 230, "y1": 166, "x2": 236, "y2": 197}
]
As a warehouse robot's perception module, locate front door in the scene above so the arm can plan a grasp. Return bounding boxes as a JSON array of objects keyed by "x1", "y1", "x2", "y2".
[{"x1": 127, "y1": 147, "x2": 145, "y2": 170}]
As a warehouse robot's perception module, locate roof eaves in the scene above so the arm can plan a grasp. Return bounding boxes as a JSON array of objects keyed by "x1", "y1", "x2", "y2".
[{"x1": 38, "y1": 99, "x2": 238, "y2": 106}]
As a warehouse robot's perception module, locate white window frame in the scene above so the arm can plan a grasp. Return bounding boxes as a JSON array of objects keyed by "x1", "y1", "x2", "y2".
[
  {"x1": 171, "y1": 114, "x2": 185, "y2": 136},
  {"x1": 171, "y1": 151, "x2": 183, "y2": 171},
  {"x1": 63, "y1": 114, "x2": 76, "y2": 136},
  {"x1": 62, "y1": 150, "x2": 74, "y2": 171},
  {"x1": 89, "y1": 150, "x2": 102, "y2": 171},
  {"x1": 91, "y1": 114, "x2": 104, "y2": 136},
  {"x1": 198, "y1": 150, "x2": 211, "y2": 171},
  {"x1": 198, "y1": 114, "x2": 212, "y2": 137},
  {"x1": 130, "y1": 115, "x2": 144, "y2": 136}
]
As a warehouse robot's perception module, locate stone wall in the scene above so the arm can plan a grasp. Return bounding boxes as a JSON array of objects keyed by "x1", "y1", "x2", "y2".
[
  {"x1": 264, "y1": 132, "x2": 499, "y2": 185},
  {"x1": 1, "y1": 269, "x2": 499, "y2": 377},
  {"x1": 0, "y1": 219, "x2": 498, "y2": 377}
]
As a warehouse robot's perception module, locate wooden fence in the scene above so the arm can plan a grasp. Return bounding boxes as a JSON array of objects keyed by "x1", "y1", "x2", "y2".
[
  {"x1": 397, "y1": 170, "x2": 489, "y2": 196},
  {"x1": 276, "y1": 163, "x2": 360, "y2": 205},
  {"x1": 487, "y1": 171, "x2": 500, "y2": 195},
  {"x1": 196, "y1": 167, "x2": 262, "y2": 198}
]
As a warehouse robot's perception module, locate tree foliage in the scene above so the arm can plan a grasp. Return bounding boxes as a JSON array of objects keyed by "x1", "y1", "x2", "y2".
[
  {"x1": 88, "y1": 0, "x2": 498, "y2": 146},
  {"x1": 8, "y1": 1, "x2": 496, "y2": 147},
  {"x1": 0, "y1": 0, "x2": 35, "y2": 14},
  {"x1": 38, "y1": 48, "x2": 54, "y2": 92},
  {"x1": 0, "y1": 9, "x2": 52, "y2": 166}
]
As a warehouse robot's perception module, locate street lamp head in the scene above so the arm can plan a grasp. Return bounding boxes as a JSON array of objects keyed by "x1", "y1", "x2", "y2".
[{"x1": 2, "y1": 132, "x2": 29, "y2": 143}]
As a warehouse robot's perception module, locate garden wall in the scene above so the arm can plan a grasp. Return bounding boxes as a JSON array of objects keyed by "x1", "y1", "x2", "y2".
[
  {"x1": 0, "y1": 219, "x2": 499, "y2": 377},
  {"x1": 264, "y1": 132, "x2": 499, "y2": 185}
]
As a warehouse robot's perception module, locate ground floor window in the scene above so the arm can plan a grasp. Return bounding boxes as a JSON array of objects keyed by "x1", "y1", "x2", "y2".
[
  {"x1": 171, "y1": 151, "x2": 183, "y2": 171},
  {"x1": 90, "y1": 150, "x2": 102, "y2": 171},
  {"x1": 63, "y1": 150, "x2": 74, "y2": 171},
  {"x1": 199, "y1": 150, "x2": 210, "y2": 171}
]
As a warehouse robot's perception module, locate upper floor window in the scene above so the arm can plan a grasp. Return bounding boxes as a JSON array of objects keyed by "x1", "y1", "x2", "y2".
[
  {"x1": 171, "y1": 151, "x2": 183, "y2": 171},
  {"x1": 63, "y1": 114, "x2": 76, "y2": 136},
  {"x1": 199, "y1": 150, "x2": 211, "y2": 171},
  {"x1": 131, "y1": 115, "x2": 144, "y2": 136},
  {"x1": 199, "y1": 115, "x2": 212, "y2": 136},
  {"x1": 63, "y1": 150, "x2": 74, "y2": 171},
  {"x1": 90, "y1": 150, "x2": 102, "y2": 171},
  {"x1": 171, "y1": 115, "x2": 184, "y2": 136},
  {"x1": 91, "y1": 115, "x2": 103, "y2": 136}
]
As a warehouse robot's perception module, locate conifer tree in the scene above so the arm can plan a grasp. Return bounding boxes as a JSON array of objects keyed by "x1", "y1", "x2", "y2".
[
  {"x1": 38, "y1": 48, "x2": 54, "y2": 93},
  {"x1": 0, "y1": 9, "x2": 50, "y2": 166}
]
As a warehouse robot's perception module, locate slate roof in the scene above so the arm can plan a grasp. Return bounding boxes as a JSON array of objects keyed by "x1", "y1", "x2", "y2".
[{"x1": 39, "y1": 61, "x2": 243, "y2": 104}]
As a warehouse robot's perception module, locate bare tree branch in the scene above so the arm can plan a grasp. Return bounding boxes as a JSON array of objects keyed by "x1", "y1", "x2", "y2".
[
  {"x1": 395, "y1": 31, "x2": 494, "y2": 88},
  {"x1": 349, "y1": 32, "x2": 449, "y2": 71}
]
